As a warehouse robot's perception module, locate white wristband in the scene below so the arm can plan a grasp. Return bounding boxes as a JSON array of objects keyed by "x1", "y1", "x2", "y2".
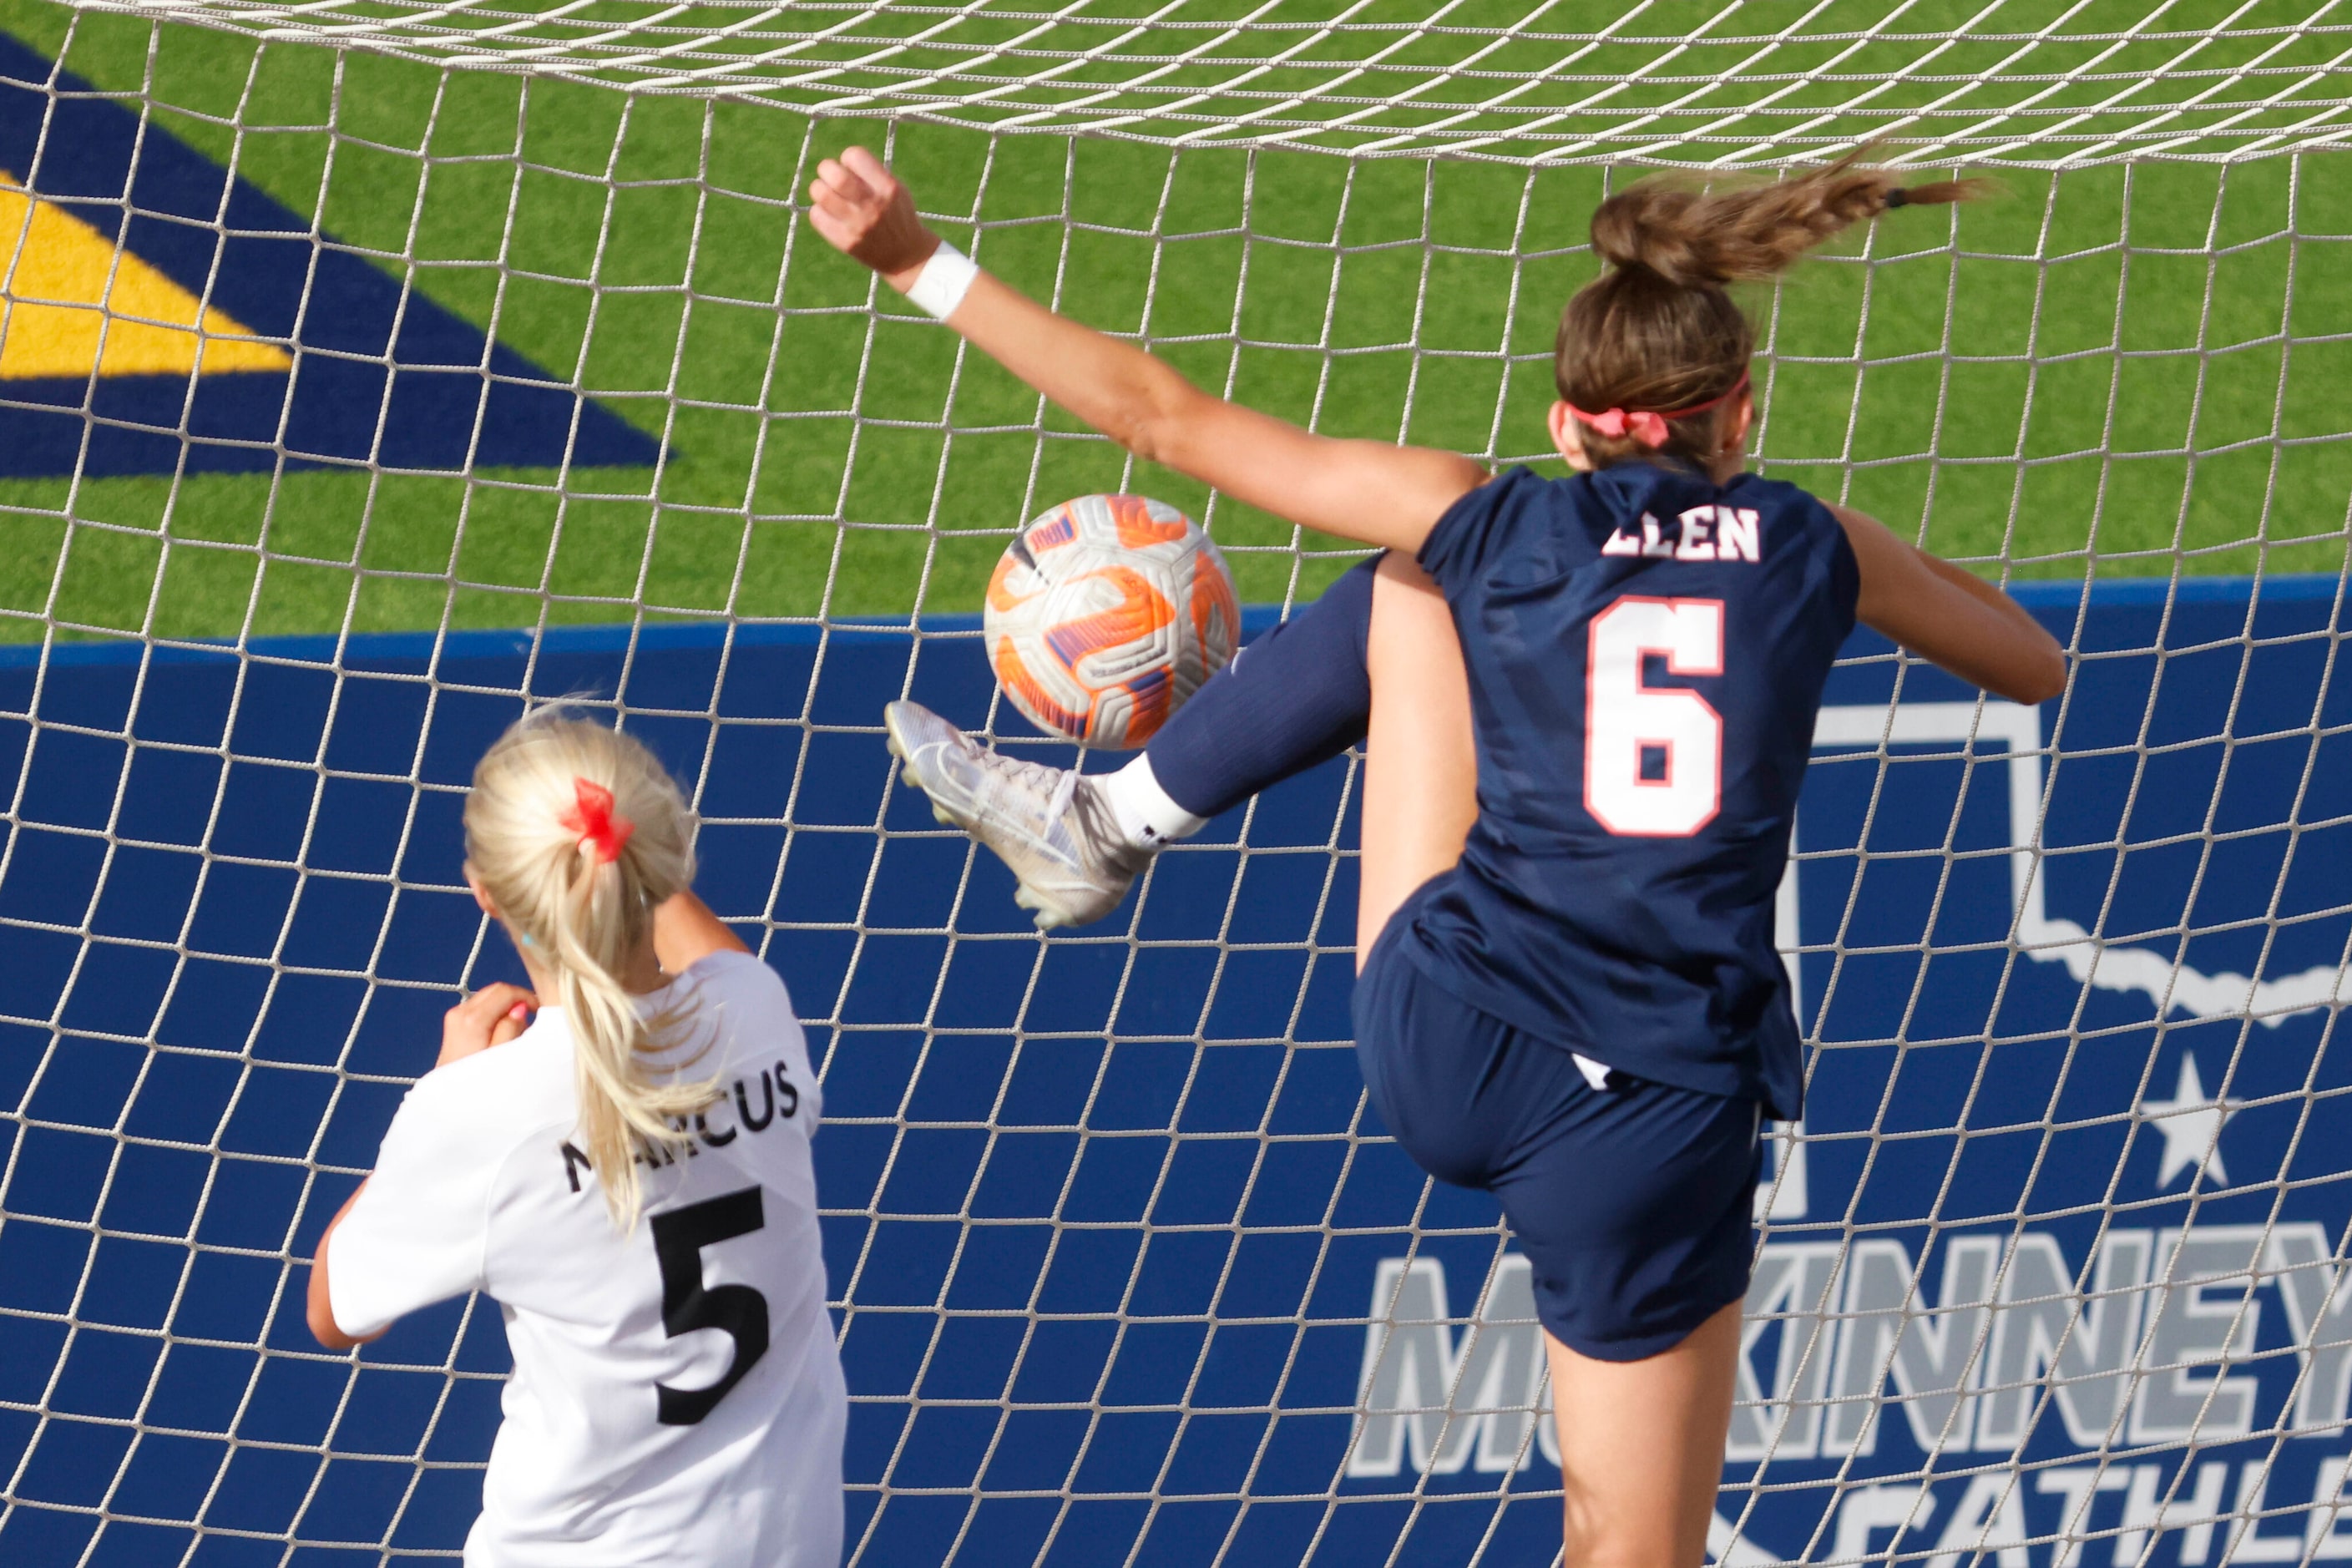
[{"x1": 905, "y1": 241, "x2": 979, "y2": 321}]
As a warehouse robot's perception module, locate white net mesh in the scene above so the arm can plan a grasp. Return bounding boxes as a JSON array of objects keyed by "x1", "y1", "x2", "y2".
[
  {"x1": 1, "y1": 2, "x2": 2349, "y2": 1565},
  {"x1": 69, "y1": 0, "x2": 2352, "y2": 166}
]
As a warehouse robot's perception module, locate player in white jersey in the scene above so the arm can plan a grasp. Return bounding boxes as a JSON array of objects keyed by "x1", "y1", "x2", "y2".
[{"x1": 306, "y1": 710, "x2": 845, "y2": 1568}]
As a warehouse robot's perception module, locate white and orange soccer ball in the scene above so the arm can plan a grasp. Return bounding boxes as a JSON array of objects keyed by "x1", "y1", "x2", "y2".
[{"x1": 984, "y1": 494, "x2": 1240, "y2": 749}]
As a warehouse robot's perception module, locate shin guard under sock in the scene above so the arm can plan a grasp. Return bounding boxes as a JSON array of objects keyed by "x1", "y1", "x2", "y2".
[{"x1": 1135, "y1": 554, "x2": 1378, "y2": 824}]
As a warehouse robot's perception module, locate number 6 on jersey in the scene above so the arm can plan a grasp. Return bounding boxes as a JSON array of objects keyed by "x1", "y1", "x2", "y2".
[{"x1": 1584, "y1": 597, "x2": 1724, "y2": 837}]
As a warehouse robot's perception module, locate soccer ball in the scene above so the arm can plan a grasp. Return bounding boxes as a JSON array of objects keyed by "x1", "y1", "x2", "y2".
[{"x1": 984, "y1": 494, "x2": 1240, "y2": 749}]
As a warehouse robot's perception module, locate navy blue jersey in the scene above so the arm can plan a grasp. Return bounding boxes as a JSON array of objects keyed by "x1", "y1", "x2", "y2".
[{"x1": 1404, "y1": 461, "x2": 1859, "y2": 1119}]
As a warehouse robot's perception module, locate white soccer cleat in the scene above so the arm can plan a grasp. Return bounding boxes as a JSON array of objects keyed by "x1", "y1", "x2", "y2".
[{"x1": 883, "y1": 701, "x2": 1150, "y2": 930}]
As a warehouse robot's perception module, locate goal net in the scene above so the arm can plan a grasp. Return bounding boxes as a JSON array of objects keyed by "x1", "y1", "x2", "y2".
[{"x1": 2, "y1": 2, "x2": 2349, "y2": 1564}]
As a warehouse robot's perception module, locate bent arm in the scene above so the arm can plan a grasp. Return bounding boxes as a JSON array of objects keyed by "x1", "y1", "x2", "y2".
[
  {"x1": 809, "y1": 148, "x2": 1487, "y2": 555},
  {"x1": 306, "y1": 1182, "x2": 387, "y2": 1351},
  {"x1": 1833, "y1": 506, "x2": 2066, "y2": 706}
]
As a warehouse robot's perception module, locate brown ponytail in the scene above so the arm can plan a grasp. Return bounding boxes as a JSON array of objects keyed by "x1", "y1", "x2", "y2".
[{"x1": 1558, "y1": 154, "x2": 1986, "y2": 470}]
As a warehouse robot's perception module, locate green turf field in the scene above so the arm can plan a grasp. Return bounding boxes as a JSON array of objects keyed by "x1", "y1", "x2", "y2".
[{"x1": 2, "y1": 0, "x2": 2346, "y2": 644}]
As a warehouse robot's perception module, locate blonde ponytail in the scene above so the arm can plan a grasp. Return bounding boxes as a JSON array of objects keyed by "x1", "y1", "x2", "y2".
[
  {"x1": 1558, "y1": 154, "x2": 1988, "y2": 468},
  {"x1": 463, "y1": 709, "x2": 712, "y2": 1229}
]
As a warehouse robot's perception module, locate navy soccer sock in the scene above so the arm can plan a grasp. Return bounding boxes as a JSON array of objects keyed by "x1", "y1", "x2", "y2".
[{"x1": 1115, "y1": 554, "x2": 1378, "y2": 829}]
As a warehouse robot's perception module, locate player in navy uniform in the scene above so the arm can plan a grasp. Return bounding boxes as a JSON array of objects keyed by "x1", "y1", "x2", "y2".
[{"x1": 812, "y1": 149, "x2": 2064, "y2": 1564}]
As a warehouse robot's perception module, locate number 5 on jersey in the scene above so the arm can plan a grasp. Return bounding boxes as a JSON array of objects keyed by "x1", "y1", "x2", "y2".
[
  {"x1": 652, "y1": 1187, "x2": 771, "y2": 1425},
  {"x1": 1585, "y1": 597, "x2": 1724, "y2": 837}
]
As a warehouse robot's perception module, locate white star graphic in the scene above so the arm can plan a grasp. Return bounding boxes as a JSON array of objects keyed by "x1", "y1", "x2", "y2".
[{"x1": 2142, "y1": 1054, "x2": 2239, "y2": 1188}]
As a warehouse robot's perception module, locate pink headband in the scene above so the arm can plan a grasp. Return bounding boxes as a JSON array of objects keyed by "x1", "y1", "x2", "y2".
[
  {"x1": 1565, "y1": 369, "x2": 1752, "y2": 450},
  {"x1": 559, "y1": 777, "x2": 634, "y2": 863}
]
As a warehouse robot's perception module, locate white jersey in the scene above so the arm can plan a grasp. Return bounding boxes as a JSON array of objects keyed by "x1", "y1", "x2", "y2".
[{"x1": 329, "y1": 950, "x2": 845, "y2": 1568}]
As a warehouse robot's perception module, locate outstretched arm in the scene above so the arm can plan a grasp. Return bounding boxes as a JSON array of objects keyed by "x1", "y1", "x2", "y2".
[
  {"x1": 807, "y1": 148, "x2": 1488, "y2": 556},
  {"x1": 1832, "y1": 507, "x2": 2066, "y2": 706}
]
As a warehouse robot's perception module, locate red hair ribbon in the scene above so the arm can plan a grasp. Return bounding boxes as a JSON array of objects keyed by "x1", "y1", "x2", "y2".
[
  {"x1": 1565, "y1": 368, "x2": 1752, "y2": 450},
  {"x1": 559, "y1": 777, "x2": 634, "y2": 863}
]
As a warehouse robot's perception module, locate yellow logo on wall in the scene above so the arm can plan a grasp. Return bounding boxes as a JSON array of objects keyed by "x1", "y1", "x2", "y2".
[
  {"x1": 0, "y1": 169, "x2": 289, "y2": 379},
  {"x1": 0, "y1": 28, "x2": 660, "y2": 478}
]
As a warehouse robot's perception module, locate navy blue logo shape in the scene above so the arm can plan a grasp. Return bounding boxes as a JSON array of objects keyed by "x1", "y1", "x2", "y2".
[{"x1": 0, "y1": 33, "x2": 664, "y2": 478}]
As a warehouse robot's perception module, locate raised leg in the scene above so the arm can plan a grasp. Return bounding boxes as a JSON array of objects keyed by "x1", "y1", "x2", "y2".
[
  {"x1": 1358, "y1": 553, "x2": 1743, "y2": 1565},
  {"x1": 1545, "y1": 1302, "x2": 1743, "y2": 1567},
  {"x1": 1142, "y1": 554, "x2": 1379, "y2": 821},
  {"x1": 1357, "y1": 552, "x2": 1478, "y2": 964},
  {"x1": 885, "y1": 558, "x2": 1389, "y2": 931}
]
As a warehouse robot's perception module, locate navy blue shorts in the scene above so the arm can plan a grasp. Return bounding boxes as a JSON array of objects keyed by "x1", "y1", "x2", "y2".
[{"x1": 1354, "y1": 905, "x2": 1763, "y2": 1362}]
